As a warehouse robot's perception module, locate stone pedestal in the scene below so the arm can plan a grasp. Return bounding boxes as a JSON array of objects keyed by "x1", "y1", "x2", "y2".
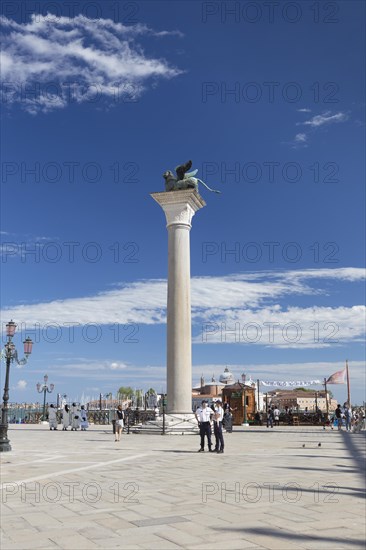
[{"x1": 151, "y1": 190, "x2": 206, "y2": 421}]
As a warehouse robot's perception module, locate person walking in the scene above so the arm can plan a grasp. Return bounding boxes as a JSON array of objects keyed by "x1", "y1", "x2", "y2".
[
  {"x1": 48, "y1": 404, "x2": 58, "y2": 430},
  {"x1": 273, "y1": 406, "x2": 280, "y2": 426},
  {"x1": 335, "y1": 404, "x2": 343, "y2": 431},
  {"x1": 71, "y1": 403, "x2": 80, "y2": 431},
  {"x1": 195, "y1": 400, "x2": 214, "y2": 452},
  {"x1": 323, "y1": 412, "x2": 334, "y2": 430},
  {"x1": 213, "y1": 399, "x2": 225, "y2": 453},
  {"x1": 80, "y1": 405, "x2": 88, "y2": 431},
  {"x1": 343, "y1": 405, "x2": 352, "y2": 432},
  {"x1": 115, "y1": 405, "x2": 124, "y2": 442},
  {"x1": 223, "y1": 402, "x2": 235, "y2": 433},
  {"x1": 267, "y1": 407, "x2": 274, "y2": 428},
  {"x1": 62, "y1": 404, "x2": 70, "y2": 430}
]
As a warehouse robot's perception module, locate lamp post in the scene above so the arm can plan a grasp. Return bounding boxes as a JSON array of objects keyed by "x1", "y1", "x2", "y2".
[
  {"x1": 0, "y1": 320, "x2": 33, "y2": 452},
  {"x1": 323, "y1": 378, "x2": 329, "y2": 417},
  {"x1": 237, "y1": 373, "x2": 249, "y2": 426},
  {"x1": 36, "y1": 375, "x2": 54, "y2": 421},
  {"x1": 162, "y1": 394, "x2": 167, "y2": 435},
  {"x1": 241, "y1": 373, "x2": 247, "y2": 424}
]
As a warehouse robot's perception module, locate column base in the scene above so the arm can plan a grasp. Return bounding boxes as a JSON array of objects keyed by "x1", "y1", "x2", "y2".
[
  {"x1": 132, "y1": 413, "x2": 199, "y2": 435},
  {"x1": 0, "y1": 423, "x2": 12, "y2": 452}
]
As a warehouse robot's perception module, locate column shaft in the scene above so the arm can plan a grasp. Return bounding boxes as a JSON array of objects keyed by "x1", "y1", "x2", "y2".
[
  {"x1": 167, "y1": 223, "x2": 192, "y2": 413},
  {"x1": 151, "y1": 190, "x2": 206, "y2": 415}
]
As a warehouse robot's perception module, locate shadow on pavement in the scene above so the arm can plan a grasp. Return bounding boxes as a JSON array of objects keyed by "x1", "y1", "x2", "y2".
[
  {"x1": 214, "y1": 526, "x2": 364, "y2": 548},
  {"x1": 340, "y1": 431, "x2": 366, "y2": 478}
]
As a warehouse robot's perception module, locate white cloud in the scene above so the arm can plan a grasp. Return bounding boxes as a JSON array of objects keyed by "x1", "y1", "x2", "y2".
[
  {"x1": 195, "y1": 304, "x2": 366, "y2": 348},
  {"x1": 294, "y1": 133, "x2": 307, "y2": 143},
  {"x1": 38, "y1": 359, "x2": 166, "y2": 385},
  {"x1": 1, "y1": 268, "x2": 364, "y2": 349},
  {"x1": 1, "y1": 14, "x2": 182, "y2": 113},
  {"x1": 0, "y1": 234, "x2": 57, "y2": 258},
  {"x1": 110, "y1": 362, "x2": 129, "y2": 370},
  {"x1": 301, "y1": 111, "x2": 348, "y2": 128},
  {"x1": 16, "y1": 380, "x2": 28, "y2": 390},
  {"x1": 34, "y1": 360, "x2": 134, "y2": 379},
  {"x1": 289, "y1": 110, "x2": 349, "y2": 147},
  {"x1": 291, "y1": 132, "x2": 308, "y2": 148}
]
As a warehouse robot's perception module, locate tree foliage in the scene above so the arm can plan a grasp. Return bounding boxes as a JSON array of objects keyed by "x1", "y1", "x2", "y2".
[{"x1": 117, "y1": 386, "x2": 134, "y2": 398}]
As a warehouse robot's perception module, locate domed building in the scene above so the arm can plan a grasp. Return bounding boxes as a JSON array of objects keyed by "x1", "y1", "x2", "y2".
[
  {"x1": 192, "y1": 366, "x2": 236, "y2": 409},
  {"x1": 219, "y1": 366, "x2": 235, "y2": 385}
]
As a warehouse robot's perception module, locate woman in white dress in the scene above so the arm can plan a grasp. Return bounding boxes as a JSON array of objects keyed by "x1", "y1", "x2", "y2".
[
  {"x1": 62, "y1": 404, "x2": 70, "y2": 430},
  {"x1": 71, "y1": 403, "x2": 80, "y2": 431},
  {"x1": 48, "y1": 404, "x2": 58, "y2": 430},
  {"x1": 115, "y1": 405, "x2": 124, "y2": 442},
  {"x1": 80, "y1": 405, "x2": 88, "y2": 431}
]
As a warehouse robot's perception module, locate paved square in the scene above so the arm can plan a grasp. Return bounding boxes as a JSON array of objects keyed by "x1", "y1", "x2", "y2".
[{"x1": 1, "y1": 424, "x2": 365, "y2": 549}]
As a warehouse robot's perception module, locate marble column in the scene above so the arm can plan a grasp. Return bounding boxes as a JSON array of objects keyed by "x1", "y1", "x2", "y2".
[{"x1": 151, "y1": 190, "x2": 206, "y2": 414}]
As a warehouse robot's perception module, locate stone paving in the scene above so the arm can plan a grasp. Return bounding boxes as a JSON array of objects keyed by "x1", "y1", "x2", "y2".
[{"x1": 0, "y1": 424, "x2": 365, "y2": 550}]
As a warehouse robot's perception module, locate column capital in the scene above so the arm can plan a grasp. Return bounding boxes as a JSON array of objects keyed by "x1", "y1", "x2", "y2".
[{"x1": 151, "y1": 190, "x2": 206, "y2": 228}]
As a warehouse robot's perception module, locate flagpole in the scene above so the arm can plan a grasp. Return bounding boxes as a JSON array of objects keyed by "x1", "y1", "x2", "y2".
[
  {"x1": 324, "y1": 377, "x2": 329, "y2": 416},
  {"x1": 346, "y1": 360, "x2": 351, "y2": 406}
]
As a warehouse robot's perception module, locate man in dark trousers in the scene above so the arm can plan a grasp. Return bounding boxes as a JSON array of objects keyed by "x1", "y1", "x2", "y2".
[
  {"x1": 195, "y1": 400, "x2": 214, "y2": 452},
  {"x1": 335, "y1": 404, "x2": 343, "y2": 430},
  {"x1": 267, "y1": 407, "x2": 275, "y2": 428},
  {"x1": 213, "y1": 399, "x2": 225, "y2": 453}
]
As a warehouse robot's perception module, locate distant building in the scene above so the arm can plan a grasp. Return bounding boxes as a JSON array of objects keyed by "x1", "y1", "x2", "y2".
[
  {"x1": 192, "y1": 367, "x2": 237, "y2": 410},
  {"x1": 266, "y1": 390, "x2": 337, "y2": 412}
]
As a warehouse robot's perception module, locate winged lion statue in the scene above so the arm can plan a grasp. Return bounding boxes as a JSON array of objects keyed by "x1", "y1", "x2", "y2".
[{"x1": 163, "y1": 160, "x2": 221, "y2": 194}]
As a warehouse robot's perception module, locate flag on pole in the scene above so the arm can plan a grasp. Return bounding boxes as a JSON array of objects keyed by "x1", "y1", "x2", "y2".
[{"x1": 326, "y1": 367, "x2": 346, "y2": 384}]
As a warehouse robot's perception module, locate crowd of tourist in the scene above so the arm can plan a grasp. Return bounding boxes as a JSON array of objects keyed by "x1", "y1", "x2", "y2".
[
  {"x1": 47, "y1": 403, "x2": 89, "y2": 431},
  {"x1": 41, "y1": 400, "x2": 366, "y2": 436}
]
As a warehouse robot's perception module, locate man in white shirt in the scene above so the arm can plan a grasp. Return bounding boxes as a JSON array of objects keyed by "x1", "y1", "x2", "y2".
[
  {"x1": 273, "y1": 406, "x2": 280, "y2": 426},
  {"x1": 214, "y1": 400, "x2": 225, "y2": 453},
  {"x1": 195, "y1": 400, "x2": 214, "y2": 452}
]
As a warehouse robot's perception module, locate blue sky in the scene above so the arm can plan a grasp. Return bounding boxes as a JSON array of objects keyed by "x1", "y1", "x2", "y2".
[{"x1": 1, "y1": 1, "x2": 365, "y2": 406}]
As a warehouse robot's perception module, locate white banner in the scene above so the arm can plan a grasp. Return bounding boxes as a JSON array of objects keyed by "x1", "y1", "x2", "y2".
[{"x1": 260, "y1": 380, "x2": 322, "y2": 387}]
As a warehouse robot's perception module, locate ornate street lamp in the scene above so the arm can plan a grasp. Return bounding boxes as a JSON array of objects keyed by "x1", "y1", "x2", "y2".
[
  {"x1": 0, "y1": 321, "x2": 33, "y2": 452},
  {"x1": 36, "y1": 375, "x2": 54, "y2": 421}
]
